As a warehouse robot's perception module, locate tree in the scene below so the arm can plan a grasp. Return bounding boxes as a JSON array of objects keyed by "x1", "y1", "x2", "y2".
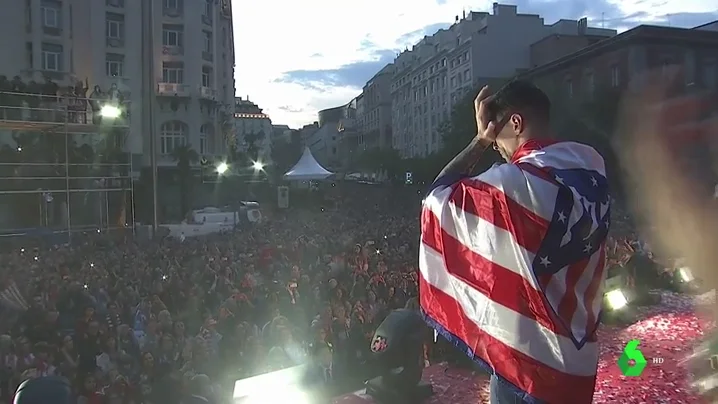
[
  {"x1": 436, "y1": 78, "x2": 507, "y2": 175},
  {"x1": 270, "y1": 129, "x2": 302, "y2": 178},
  {"x1": 171, "y1": 145, "x2": 199, "y2": 217},
  {"x1": 354, "y1": 147, "x2": 404, "y2": 180},
  {"x1": 548, "y1": 87, "x2": 624, "y2": 197},
  {"x1": 244, "y1": 131, "x2": 262, "y2": 163}
]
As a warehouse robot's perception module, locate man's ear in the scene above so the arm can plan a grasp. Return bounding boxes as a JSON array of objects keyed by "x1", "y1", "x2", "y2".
[{"x1": 511, "y1": 113, "x2": 524, "y2": 135}]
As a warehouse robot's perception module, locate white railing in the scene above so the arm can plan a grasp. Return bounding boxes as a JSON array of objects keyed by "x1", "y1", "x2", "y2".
[
  {"x1": 156, "y1": 83, "x2": 190, "y2": 96},
  {"x1": 199, "y1": 86, "x2": 217, "y2": 100}
]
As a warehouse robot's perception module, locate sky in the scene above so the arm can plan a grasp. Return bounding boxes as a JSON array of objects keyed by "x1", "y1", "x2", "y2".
[{"x1": 232, "y1": 0, "x2": 718, "y2": 129}]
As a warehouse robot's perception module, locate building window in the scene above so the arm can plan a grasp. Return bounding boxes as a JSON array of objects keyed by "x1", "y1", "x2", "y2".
[
  {"x1": 164, "y1": 0, "x2": 179, "y2": 10},
  {"x1": 105, "y1": 53, "x2": 124, "y2": 77},
  {"x1": 41, "y1": 43, "x2": 63, "y2": 71},
  {"x1": 41, "y1": 1, "x2": 60, "y2": 28},
  {"x1": 585, "y1": 71, "x2": 594, "y2": 98},
  {"x1": 201, "y1": 66, "x2": 212, "y2": 87},
  {"x1": 703, "y1": 59, "x2": 716, "y2": 88},
  {"x1": 199, "y1": 123, "x2": 213, "y2": 154},
  {"x1": 162, "y1": 62, "x2": 184, "y2": 83},
  {"x1": 565, "y1": 77, "x2": 573, "y2": 98},
  {"x1": 162, "y1": 25, "x2": 184, "y2": 47},
  {"x1": 105, "y1": 13, "x2": 124, "y2": 40},
  {"x1": 202, "y1": 31, "x2": 212, "y2": 53},
  {"x1": 160, "y1": 121, "x2": 187, "y2": 155},
  {"x1": 26, "y1": 42, "x2": 33, "y2": 69},
  {"x1": 610, "y1": 65, "x2": 620, "y2": 87},
  {"x1": 661, "y1": 58, "x2": 672, "y2": 77},
  {"x1": 202, "y1": 0, "x2": 213, "y2": 23}
]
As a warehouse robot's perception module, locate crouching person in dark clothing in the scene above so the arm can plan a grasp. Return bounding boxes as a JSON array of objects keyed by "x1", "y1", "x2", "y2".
[
  {"x1": 302, "y1": 341, "x2": 336, "y2": 403},
  {"x1": 182, "y1": 374, "x2": 216, "y2": 404}
]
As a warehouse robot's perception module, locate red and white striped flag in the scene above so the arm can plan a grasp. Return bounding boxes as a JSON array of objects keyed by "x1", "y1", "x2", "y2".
[
  {"x1": 420, "y1": 140, "x2": 610, "y2": 403},
  {"x1": 0, "y1": 280, "x2": 28, "y2": 311}
]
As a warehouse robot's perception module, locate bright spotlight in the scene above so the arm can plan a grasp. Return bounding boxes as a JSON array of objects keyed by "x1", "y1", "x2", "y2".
[
  {"x1": 216, "y1": 162, "x2": 229, "y2": 174},
  {"x1": 252, "y1": 161, "x2": 264, "y2": 171},
  {"x1": 242, "y1": 386, "x2": 309, "y2": 404},
  {"x1": 233, "y1": 364, "x2": 309, "y2": 403},
  {"x1": 100, "y1": 104, "x2": 121, "y2": 118},
  {"x1": 605, "y1": 289, "x2": 628, "y2": 310}
]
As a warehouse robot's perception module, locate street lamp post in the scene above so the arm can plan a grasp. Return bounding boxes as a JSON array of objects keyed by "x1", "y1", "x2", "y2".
[{"x1": 146, "y1": 0, "x2": 159, "y2": 233}]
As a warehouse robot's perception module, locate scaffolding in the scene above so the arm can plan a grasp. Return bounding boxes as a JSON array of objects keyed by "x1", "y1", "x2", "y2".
[{"x1": 0, "y1": 90, "x2": 134, "y2": 243}]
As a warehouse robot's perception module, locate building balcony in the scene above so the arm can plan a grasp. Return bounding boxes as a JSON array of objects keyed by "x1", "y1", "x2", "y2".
[
  {"x1": 202, "y1": 52, "x2": 213, "y2": 62},
  {"x1": 106, "y1": 37, "x2": 124, "y2": 48},
  {"x1": 19, "y1": 69, "x2": 73, "y2": 86},
  {"x1": 157, "y1": 83, "x2": 190, "y2": 97},
  {"x1": 198, "y1": 86, "x2": 217, "y2": 100},
  {"x1": 42, "y1": 26, "x2": 62, "y2": 37},
  {"x1": 0, "y1": 90, "x2": 130, "y2": 133},
  {"x1": 107, "y1": 76, "x2": 131, "y2": 87},
  {"x1": 163, "y1": 7, "x2": 183, "y2": 18},
  {"x1": 162, "y1": 46, "x2": 184, "y2": 56}
]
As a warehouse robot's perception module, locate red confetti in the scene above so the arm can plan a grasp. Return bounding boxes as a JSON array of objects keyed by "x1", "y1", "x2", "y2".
[{"x1": 334, "y1": 291, "x2": 710, "y2": 403}]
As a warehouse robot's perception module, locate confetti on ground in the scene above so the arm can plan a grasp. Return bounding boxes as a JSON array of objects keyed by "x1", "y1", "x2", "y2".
[{"x1": 334, "y1": 291, "x2": 710, "y2": 403}]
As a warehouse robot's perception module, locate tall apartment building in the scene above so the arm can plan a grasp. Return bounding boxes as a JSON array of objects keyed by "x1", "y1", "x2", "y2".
[
  {"x1": 234, "y1": 97, "x2": 273, "y2": 162},
  {"x1": 0, "y1": 0, "x2": 236, "y2": 167},
  {"x1": 357, "y1": 63, "x2": 395, "y2": 151},
  {"x1": 521, "y1": 23, "x2": 718, "y2": 190},
  {"x1": 390, "y1": 3, "x2": 615, "y2": 158}
]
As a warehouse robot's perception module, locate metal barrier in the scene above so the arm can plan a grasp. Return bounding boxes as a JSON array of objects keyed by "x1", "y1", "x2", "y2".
[
  {"x1": 0, "y1": 90, "x2": 134, "y2": 242},
  {"x1": 0, "y1": 89, "x2": 129, "y2": 132}
]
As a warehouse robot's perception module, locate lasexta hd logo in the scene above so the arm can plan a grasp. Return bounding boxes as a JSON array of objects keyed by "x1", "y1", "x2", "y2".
[{"x1": 617, "y1": 339, "x2": 648, "y2": 376}]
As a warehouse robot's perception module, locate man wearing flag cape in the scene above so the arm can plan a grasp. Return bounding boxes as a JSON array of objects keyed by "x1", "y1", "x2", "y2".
[{"x1": 420, "y1": 80, "x2": 609, "y2": 404}]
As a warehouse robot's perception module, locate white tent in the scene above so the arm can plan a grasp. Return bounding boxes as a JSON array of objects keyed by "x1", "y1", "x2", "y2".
[{"x1": 283, "y1": 147, "x2": 334, "y2": 180}]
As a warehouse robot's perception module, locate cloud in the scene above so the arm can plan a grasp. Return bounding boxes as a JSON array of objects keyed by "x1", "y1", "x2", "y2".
[
  {"x1": 651, "y1": 12, "x2": 718, "y2": 27},
  {"x1": 277, "y1": 105, "x2": 306, "y2": 113},
  {"x1": 272, "y1": 22, "x2": 455, "y2": 92},
  {"x1": 274, "y1": 49, "x2": 397, "y2": 90},
  {"x1": 507, "y1": 0, "x2": 717, "y2": 30},
  {"x1": 394, "y1": 22, "x2": 451, "y2": 48},
  {"x1": 233, "y1": 0, "x2": 718, "y2": 128}
]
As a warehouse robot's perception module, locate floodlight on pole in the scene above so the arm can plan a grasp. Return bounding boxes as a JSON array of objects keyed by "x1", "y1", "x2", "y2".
[
  {"x1": 100, "y1": 104, "x2": 121, "y2": 118},
  {"x1": 216, "y1": 162, "x2": 229, "y2": 174},
  {"x1": 252, "y1": 161, "x2": 264, "y2": 171}
]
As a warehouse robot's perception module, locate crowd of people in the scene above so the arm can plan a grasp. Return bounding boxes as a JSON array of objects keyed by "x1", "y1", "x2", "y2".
[
  {"x1": 0, "y1": 185, "x2": 428, "y2": 404},
  {"x1": 0, "y1": 181, "x2": 670, "y2": 404}
]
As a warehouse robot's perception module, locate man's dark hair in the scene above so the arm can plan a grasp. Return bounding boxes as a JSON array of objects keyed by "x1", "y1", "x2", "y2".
[{"x1": 487, "y1": 79, "x2": 551, "y2": 125}]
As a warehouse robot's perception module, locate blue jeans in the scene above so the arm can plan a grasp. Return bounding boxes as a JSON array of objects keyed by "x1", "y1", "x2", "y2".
[{"x1": 489, "y1": 374, "x2": 523, "y2": 404}]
